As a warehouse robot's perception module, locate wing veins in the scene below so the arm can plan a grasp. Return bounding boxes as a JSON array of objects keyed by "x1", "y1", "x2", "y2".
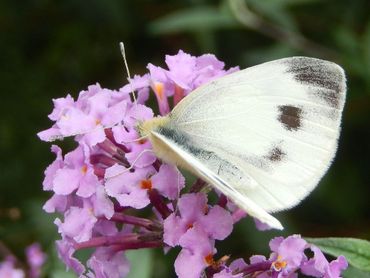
[
  {"x1": 183, "y1": 131, "x2": 322, "y2": 173},
  {"x1": 177, "y1": 111, "x2": 252, "y2": 126},
  {"x1": 248, "y1": 94, "x2": 341, "y2": 111},
  {"x1": 236, "y1": 121, "x2": 332, "y2": 153},
  {"x1": 182, "y1": 116, "x2": 332, "y2": 153}
]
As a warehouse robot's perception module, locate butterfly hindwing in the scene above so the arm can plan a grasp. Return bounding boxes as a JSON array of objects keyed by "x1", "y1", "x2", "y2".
[{"x1": 151, "y1": 130, "x2": 284, "y2": 229}]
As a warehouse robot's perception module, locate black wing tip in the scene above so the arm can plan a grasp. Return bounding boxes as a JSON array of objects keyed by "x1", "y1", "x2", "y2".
[
  {"x1": 282, "y1": 56, "x2": 346, "y2": 109},
  {"x1": 284, "y1": 56, "x2": 346, "y2": 86}
]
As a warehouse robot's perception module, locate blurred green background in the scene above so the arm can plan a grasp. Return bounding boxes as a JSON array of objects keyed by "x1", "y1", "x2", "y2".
[{"x1": 1, "y1": 0, "x2": 369, "y2": 277}]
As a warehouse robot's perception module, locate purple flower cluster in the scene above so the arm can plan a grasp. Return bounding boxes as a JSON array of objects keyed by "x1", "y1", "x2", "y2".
[
  {"x1": 0, "y1": 243, "x2": 46, "y2": 278},
  {"x1": 0, "y1": 257, "x2": 24, "y2": 278},
  {"x1": 213, "y1": 235, "x2": 348, "y2": 278},
  {"x1": 38, "y1": 50, "x2": 348, "y2": 278}
]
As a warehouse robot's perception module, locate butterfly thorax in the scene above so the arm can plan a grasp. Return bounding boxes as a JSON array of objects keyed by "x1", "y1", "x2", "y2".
[
  {"x1": 138, "y1": 116, "x2": 170, "y2": 138},
  {"x1": 138, "y1": 116, "x2": 197, "y2": 170}
]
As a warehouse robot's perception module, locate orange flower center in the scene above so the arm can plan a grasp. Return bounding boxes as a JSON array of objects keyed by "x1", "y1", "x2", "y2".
[
  {"x1": 272, "y1": 256, "x2": 287, "y2": 271},
  {"x1": 81, "y1": 165, "x2": 88, "y2": 174},
  {"x1": 186, "y1": 223, "x2": 194, "y2": 229},
  {"x1": 137, "y1": 138, "x2": 147, "y2": 144},
  {"x1": 140, "y1": 179, "x2": 152, "y2": 190},
  {"x1": 153, "y1": 82, "x2": 165, "y2": 100},
  {"x1": 204, "y1": 253, "x2": 215, "y2": 266}
]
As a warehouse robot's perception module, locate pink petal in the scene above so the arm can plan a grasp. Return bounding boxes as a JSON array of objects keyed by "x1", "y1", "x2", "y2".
[
  {"x1": 56, "y1": 207, "x2": 97, "y2": 242},
  {"x1": 43, "y1": 194, "x2": 69, "y2": 213},
  {"x1": 151, "y1": 164, "x2": 185, "y2": 200},
  {"x1": 196, "y1": 54, "x2": 225, "y2": 71},
  {"x1": 76, "y1": 169, "x2": 101, "y2": 198},
  {"x1": 125, "y1": 140, "x2": 156, "y2": 168},
  {"x1": 178, "y1": 193, "x2": 207, "y2": 222},
  {"x1": 37, "y1": 127, "x2": 63, "y2": 142},
  {"x1": 42, "y1": 145, "x2": 63, "y2": 190},
  {"x1": 92, "y1": 186, "x2": 114, "y2": 219},
  {"x1": 163, "y1": 214, "x2": 187, "y2": 247},
  {"x1": 49, "y1": 94, "x2": 75, "y2": 121},
  {"x1": 116, "y1": 187, "x2": 149, "y2": 209},
  {"x1": 174, "y1": 249, "x2": 207, "y2": 278},
  {"x1": 87, "y1": 248, "x2": 130, "y2": 278},
  {"x1": 200, "y1": 205, "x2": 233, "y2": 240},
  {"x1": 57, "y1": 108, "x2": 96, "y2": 136},
  {"x1": 80, "y1": 128, "x2": 106, "y2": 147},
  {"x1": 56, "y1": 240, "x2": 85, "y2": 275},
  {"x1": 53, "y1": 168, "x2": 81, "y2": 195},
  {"x1": 101, "y1": 100, "x2": 127, "y2": 127},
  {"x1": 269, "y1": 236, "x2": 285, "y2": 253}
]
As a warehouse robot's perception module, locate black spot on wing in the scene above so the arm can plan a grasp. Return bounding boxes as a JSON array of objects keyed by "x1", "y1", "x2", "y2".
[
  {"x1": 286, "y1": 57, "x2": 345, "y2": 108},
  {"x1": 265, "y1": 147, "x2": 286, "y2": 162},
  {"x1": 278, "y1": 105, "x2": 302, "y2": 131}
]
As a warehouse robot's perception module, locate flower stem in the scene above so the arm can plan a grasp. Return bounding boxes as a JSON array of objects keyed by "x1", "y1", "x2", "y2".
[
  {"x1": 90, "y1": 154, "x2": 120, "y2": 167},
  {"x1": 239, "y1": 261, "x2": 271, "y2": 275},
  {"x1": 217, "y1": 194, "x2": 227, "y2": 208},
  {"x1": 97, "y1": 139, "x2": 129, "y2": 166},
  {"x1": 148, "y1": 189, "x2": 172, "y2": 219},
  {"x1": 110, "y1": 213, "x2": 162, "y2": 231},
  {"x1": 152, "y1": 159, "x2": 162, "y2": 172},
  {"x1": 74, "y1": 232, "x2": 163, "y2": 251},
  {"x1": 174, "y1": 85, "x2": 185, "y2": 106},
  {"x1": 104, "y1": 129, "x2": 130, "y2": 152},
  {"x1": 93, "y1": 166, "x2": 105, "y2": 178},
  {"x1": 189, "y1": 178, "x2": 207, "y2": 193},
  {"x1": 113, "y1": 203, "x2": 129, "y2": 212}
]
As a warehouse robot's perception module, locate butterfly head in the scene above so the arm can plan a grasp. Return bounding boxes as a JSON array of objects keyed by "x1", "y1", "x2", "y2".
[
  {"x1": 137, "y1": 116, "x2": 170, "y2": 138},
  {"x1": 137, "y1": 115, "x2": 181, "y2": 166}
]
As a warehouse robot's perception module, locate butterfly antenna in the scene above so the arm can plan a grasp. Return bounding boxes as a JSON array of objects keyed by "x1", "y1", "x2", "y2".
[
  {"x1": 119, "y1": 42, "x2": 137, "y2": 105},
  {"x1": 174, "y1": 167, "x2": 181, "y2": 214},
  {"x1": 120, "y1": 135, "x2": 148, "y2": 144},
  {"x1": 104, "y1": 149, "x2": 154, "y2": 180}
]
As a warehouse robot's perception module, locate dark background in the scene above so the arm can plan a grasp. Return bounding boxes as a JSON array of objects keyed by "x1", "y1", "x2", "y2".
[{"x1": 0, "y1": 0, "x2": 369, "y2": 277}]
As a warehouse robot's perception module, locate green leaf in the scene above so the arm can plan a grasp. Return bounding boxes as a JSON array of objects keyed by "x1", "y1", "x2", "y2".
[
  {"x1": 126, "y1": 249, "x2": 153, "y2": 278},
  {"x1": 333, "y1": 26, "x2": 365, "y2": 79},
  {"x1": 363, "y1": 20, "x2": 370, "y2": 87},
  {"x1": 148, "y1": 6, "x2": 238, "y2": 35},
  {"x1": 51, "y1": 270, "x2": 77, "y2": 278},
  {"x1": 305, "y1": 237, "x2": 370, "y2": 272},
  {"x1": 343, "y1": 266, "x2": 370, "y2": 278},
  {"x1": 242, "y1": 43, "x2": 297, "y2": 65},
  {"x1": 245, "y1": 0, "x2": 298, "y2": 30}
]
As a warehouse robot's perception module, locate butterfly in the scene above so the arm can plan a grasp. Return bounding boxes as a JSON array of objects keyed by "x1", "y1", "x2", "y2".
[{"x1": 138, "y1": 57, "x2": 346, "y2": 230}]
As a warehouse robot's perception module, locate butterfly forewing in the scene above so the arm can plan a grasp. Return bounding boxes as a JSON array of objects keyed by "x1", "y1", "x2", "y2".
[{"x1": 152, "y1": 57, "x2": 346, "y2": 227}]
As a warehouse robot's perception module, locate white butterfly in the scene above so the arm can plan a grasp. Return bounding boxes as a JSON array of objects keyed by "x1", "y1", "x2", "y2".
[{"x1": 139, "y1": 57, "x2": 346, "y2": 230}]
